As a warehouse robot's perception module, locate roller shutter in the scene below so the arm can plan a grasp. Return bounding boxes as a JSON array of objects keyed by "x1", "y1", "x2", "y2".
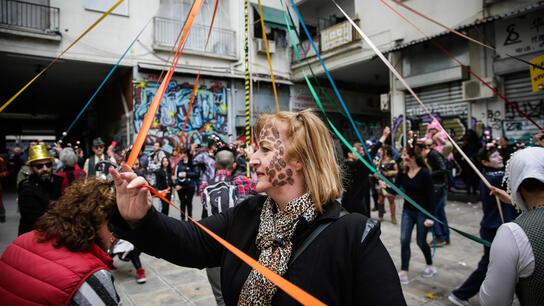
[
  {"x1": 503, "y1": 71, "x2": 544, "y2": 142},
  {"x1": 405, "y1": 82, "x2": 468, "y2": 141}
]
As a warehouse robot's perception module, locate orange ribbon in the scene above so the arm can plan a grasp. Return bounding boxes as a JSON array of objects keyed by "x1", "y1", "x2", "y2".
[
  {"x1": 256, "y1": 0, "x2": 280, "y2": 113},
  {"x1": 127, "y1": 0, "x2": 205, "y2": 167},
  {"x1": 143, "y1": 184, "x2": 325, "y2": 306},
  {"x1": 171, "y1": 0, "x2": 220, "y2": 177}
]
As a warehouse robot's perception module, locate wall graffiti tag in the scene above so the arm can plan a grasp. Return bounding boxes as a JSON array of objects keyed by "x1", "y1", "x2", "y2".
[
  {"x1": 133, "y1": 75, "x2": 228, "y2": 154},
  {"x1": 503, "y1": 99, "x2": 544, "y2": 142}
]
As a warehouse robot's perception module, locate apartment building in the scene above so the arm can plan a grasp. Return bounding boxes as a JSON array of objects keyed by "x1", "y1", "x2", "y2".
[
  {"x1": 0, "y1": 0, "x2": 292, "y2": 153},
  {"x1": 0, "y1": 0, "x2": 542, "y2": 152},
  {"x1": 290, "y1": 0, "x2": 543, "y2": 148}
]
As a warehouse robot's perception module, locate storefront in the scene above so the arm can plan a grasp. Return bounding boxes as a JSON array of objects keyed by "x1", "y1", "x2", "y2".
[{"x1": 493, "y1": 9, "x2": 544, "y2": 142}]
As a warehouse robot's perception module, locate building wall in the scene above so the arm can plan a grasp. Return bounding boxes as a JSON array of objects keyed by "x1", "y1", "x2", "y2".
[{"x1": 357, "y1": 0, "x2": 483, "y2": 50}]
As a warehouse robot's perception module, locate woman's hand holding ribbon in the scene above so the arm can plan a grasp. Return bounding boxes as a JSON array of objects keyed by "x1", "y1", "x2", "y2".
[{"x1": 110, "y1": 163, "x2": 152, "y2": 226}]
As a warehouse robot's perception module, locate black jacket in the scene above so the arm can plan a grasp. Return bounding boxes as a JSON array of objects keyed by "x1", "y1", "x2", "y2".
[
  {"x1": 426, "y1": 149, "x2": 447, "y2": 186},
  {"x1": 17, "y1": 173, "x2": 63, "y2": 236},
  {"x1": 110, "y1": 194, "x2": 405, "y2": 305},
  {"x1": 174, "y1": 160, "x2": 199, "y2": 190},
  {"x1": 341, "y1": 142, "x2": 382, "y2": 217}
]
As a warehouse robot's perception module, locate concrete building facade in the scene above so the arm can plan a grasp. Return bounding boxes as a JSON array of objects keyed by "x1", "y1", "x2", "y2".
[{"x1": 0, "y1": 0, "x2": 542, "y2": 153}]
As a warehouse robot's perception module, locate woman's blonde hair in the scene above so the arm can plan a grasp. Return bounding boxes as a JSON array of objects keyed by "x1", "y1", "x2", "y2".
[{"x1": 255, "y1": 109, "x2": 342, "y2": 211}]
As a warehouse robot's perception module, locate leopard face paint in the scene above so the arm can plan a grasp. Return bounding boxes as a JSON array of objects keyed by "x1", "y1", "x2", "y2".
[{"x1": 258, "y1": 124, "x2": 294, "y2": 187}]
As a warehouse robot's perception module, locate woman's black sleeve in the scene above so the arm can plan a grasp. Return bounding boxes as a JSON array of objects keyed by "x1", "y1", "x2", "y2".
[
  {"x1": 354, "y1": 221, "x2": 407, "y2": 305},
  {"x1": 109, "y1": 206, "x2": 232, "y2": 269}
]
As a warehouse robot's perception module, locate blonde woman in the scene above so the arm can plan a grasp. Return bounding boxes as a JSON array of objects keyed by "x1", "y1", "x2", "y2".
[{"x1": 109, "y1": 109, "x2": 405, "y2": 305}]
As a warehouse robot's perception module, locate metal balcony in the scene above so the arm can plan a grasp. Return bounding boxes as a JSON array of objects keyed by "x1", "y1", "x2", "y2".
[
  {"x1": 153, "y1": 17, "x2": 237, "y2": 59},
  {"x1": 0, "y1": 0, "x2": 59, "y2": 34}
]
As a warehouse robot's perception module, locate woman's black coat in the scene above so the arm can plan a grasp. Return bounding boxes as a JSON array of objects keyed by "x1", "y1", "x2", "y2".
[{"x1": 110, "y1": 194, "x2": 406, "y2": 305}]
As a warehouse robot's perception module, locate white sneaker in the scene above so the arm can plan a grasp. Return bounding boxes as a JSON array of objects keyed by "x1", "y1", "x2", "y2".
[
  {"x1": 448, "y1": 294, "x2": 472, "y2": 306},
  {"x1": 398, "y1": 272, "x2": 409, "y2": 284},
  {"x1": 421, "y1": 265, "x2": 437, "y2": 277}
]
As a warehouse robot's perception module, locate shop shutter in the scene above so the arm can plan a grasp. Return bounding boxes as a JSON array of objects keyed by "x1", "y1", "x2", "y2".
[
  {"x1": 503, "y1": 71, "x2": 544, "y2": 142},
  {"x1": 404, "y1": 82, "x2": 467, "y2": 140}
]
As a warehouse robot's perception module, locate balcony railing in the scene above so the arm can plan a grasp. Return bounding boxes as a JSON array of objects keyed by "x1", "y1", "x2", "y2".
[
  {"x1": 0, "y1": 0, "x2": 59, "y2": 34},
  {"x1": 153, "y1": 17, "x2": 236, "y2": 58}
]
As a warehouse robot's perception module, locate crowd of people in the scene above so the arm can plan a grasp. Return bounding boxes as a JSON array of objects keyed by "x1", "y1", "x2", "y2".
[{"x1": 0, "y1": 110, "x2": 542, "y2": 305}]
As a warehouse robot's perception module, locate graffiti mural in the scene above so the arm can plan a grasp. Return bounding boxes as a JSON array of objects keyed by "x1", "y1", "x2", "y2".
[
  {"x1": 392, "y1": 112, "x2": 472, "y2": 149},
  {"x1": 133, "y1": 75, "x2": 228, "y2": 155},
  {"x1": 503, "y1": 99, "x2": 544, "y2": 142}
]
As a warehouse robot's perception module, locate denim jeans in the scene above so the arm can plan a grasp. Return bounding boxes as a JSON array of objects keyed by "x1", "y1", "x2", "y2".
[
  {"x1": 401, "y1": 209, "x2": 432, "y2": 271},
  {"x1": 432, "y1": 186, "x2": 450, "y2": 241}
]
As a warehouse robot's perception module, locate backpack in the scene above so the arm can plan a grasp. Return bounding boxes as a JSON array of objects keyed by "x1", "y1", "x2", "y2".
[{"x1": 202, "y1": 176, "x2": 237, "y2": 218}]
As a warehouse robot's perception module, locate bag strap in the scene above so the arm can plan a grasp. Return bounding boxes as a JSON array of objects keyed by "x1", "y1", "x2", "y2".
[{"x1": 289, "y1": 208, "x2": 349, "y2": 266}]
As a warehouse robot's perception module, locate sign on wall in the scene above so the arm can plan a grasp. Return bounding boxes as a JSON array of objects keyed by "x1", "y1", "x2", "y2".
[
  {"x1": 321, "y1": 21, "x2": 352, "y2": 52},
  {"x1": 530, "y1": 54, "x2": 544, "y2": 92},
  {"x1": 495, "y1": 11, "x2": 544, "y2": 57}
]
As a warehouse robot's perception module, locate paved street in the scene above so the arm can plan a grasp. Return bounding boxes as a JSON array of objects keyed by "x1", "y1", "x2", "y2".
[{"x1": 0, "y1": 191, "x2": 519, "y2": 305}]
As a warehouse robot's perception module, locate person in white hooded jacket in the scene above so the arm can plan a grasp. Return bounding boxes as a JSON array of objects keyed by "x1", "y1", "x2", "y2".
[{"x1": 479, "y1": 146, "x2": 544, "y2": 306}]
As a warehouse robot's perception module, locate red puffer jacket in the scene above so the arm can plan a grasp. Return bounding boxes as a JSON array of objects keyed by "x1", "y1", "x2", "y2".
[{"x1": 0, "y1": 231, "x2": 112, "y2": 305}]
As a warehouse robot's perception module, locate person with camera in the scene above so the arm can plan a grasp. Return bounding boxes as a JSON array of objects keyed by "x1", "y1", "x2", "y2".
[
  {"x1": 84, "y1": 137, "x2": 117, "y2": 180},
  {"x1": 174, "y1": 148, "x2": 199, "y2": 221}
]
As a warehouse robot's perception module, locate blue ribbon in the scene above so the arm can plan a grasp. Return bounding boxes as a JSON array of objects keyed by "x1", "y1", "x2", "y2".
[
  {"x1": 289, "y1": 0, "x2": 375, "y2": 165},
  {"x1": 61, "y1": 18, "x2": 152, "y2": 140}
]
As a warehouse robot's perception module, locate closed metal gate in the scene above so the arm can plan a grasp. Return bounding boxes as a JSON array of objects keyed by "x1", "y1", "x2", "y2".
[
  {"x1": 404, "y1": 82, "x2": 468, "y2": 141},
  {"x1": 503, "y1": 71, "x2": 544, "y2": 142}
]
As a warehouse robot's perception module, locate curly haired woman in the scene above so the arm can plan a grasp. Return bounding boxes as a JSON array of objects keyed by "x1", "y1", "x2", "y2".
[{"x1": 0, "y1": 179, "x2": 120, "y2": 305}]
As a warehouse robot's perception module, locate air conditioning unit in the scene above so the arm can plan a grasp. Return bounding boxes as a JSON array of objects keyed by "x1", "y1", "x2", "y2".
[
  {"x1": 255, "y1": 38, "x2": 276, "y2": 54},
  {"x1": 380, "y1": 93, "x2": 390, "y2": 111},
  {"x1": 462, "y1": 77, "x2": 497, "y2": 101}
]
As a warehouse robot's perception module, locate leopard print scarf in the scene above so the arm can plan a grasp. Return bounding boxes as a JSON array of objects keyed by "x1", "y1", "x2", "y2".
[{"x1": 238, "y1": 193, "x2": 317, "y2": 305}]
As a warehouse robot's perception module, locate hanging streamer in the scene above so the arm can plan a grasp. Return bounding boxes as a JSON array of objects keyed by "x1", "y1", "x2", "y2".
[
  {"x1": 60, "y1": 18, "x2": 152, "y2": 140},
  {"x1": 127, "y1": 0, "x2": 205, "y2": 167},
  {"x1": 280, "y1": 5, "x2": 373, "y2": 128},
  {"x1": 284, "y1": 1, "x2": 490, "y2": 246},
  {"x1": 171, "y1": 0, "x2": 220, "y2": 178},
  {"x1": 380, "y1": 0, "x2": 513, "y2": 220},
  {"x1": 289, "y1": 0, "x2": 375, "y2": 166},
  {"x1": 388, "y1": 0, "x2": 544, "y2": 71},
  {"x1": 170, "y1": 69, "x2": 201, "y2": 177},
  {"x1": 332, "y1": 0, "x2": 506, "y2": 223},
  {"x1": 256, "y1": 0, "x2": 280, "y2": 113},
  {"x1": 384, "y1": 0, "x2": 542, "y2": 130},
  {"x1": 143, "y1": 184, "x2": 325, "y2": 305},
  {"x1": 244, "y1": 0, "x2": 251, "y2": 177},
  {"x1": 0, "y1": 0, "x2": 126, "y2": 113}
]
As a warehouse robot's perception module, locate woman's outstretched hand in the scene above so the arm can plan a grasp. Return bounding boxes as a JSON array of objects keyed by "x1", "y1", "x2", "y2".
[{"x1": 110, "y1": 163, "x2": 152, "y2": 225}]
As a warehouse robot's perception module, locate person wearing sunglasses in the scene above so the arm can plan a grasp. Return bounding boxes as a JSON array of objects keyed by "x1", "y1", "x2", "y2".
[
  {"x1": 84, "y1": 137, "x2": 117, "y2": 181},
  {"x1": 17, "y1": 144, "x2": 63, "y2": 236}
]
